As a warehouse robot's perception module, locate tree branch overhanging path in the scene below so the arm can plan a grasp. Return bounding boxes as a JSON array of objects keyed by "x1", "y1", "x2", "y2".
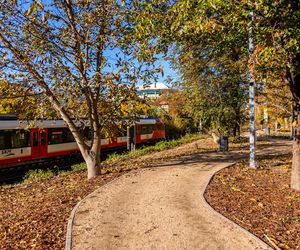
[{"x1": 1, "y1": 0, "x2": 299, "y2": 187}]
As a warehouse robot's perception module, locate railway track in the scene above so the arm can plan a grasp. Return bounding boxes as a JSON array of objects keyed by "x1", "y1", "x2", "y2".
[{"x1": 0, "y1": 155, "x2": 84, "y2": 184}]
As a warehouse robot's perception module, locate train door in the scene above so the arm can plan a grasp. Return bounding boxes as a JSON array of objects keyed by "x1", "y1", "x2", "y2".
[
  {"x1": 40, "y1": 129, "x2": 48, "y2": 156},
  {"x1": 127, "y1": 125, "x2": 136, "y2": 151},
  {"x1": 30, "y1": 128, "x2": 48, "y2": 159}
]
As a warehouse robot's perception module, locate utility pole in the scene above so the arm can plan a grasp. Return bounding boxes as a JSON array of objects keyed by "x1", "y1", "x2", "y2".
[
  {"x1": 128, "y1": 67, "x2": 136, "y2": 151},
  {"x1": 249, "y1": 10, "x2": 257, "y2": 168}
]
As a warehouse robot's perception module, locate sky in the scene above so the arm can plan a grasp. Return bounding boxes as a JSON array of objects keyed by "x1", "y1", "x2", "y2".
[
  {"x1": 155, "y1": 59, "x2": 179, "y2": 87},
  {"x1": 2, "y1": 1, "x2": 180, "y2": 89},
  {"x1": 103, "y1": 47, "x2": 180, "y2": 89}
]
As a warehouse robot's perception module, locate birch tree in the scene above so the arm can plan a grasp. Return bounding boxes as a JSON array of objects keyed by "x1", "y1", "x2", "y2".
[
  {"x1": 172, "y1": 0, "x2": 300, "y2": 189},
  {"x1": 141, "y1": 0, "x2": 300, "y2": 189}
]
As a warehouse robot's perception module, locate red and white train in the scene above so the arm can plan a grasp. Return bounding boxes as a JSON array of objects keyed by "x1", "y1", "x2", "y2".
[{"x1": 0, "y1": 116, "x2": 165, "y2": 169}]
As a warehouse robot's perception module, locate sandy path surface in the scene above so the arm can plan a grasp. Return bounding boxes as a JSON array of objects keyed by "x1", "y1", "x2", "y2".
[{"x1": 71, "y1": 140, "x2": 290, "y2": 250}]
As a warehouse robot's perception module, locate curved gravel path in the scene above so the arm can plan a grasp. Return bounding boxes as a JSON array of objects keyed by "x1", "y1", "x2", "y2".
[
  {"x1": 70, "y1": 139, "x2": 290, "y2": 250},
  {"x1": 70, "y1": 160, "x2": 273, "y2": 249}
]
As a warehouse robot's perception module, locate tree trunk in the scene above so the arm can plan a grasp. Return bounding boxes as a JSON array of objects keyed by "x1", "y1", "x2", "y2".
[
  {"x1": 232, "y1": 122, "x2": 240, "y2": 138},
  {"x1": 199, "y1": 117, "x2": 202, "y2": 133},
  {"x1": 248, "y1": 10, "x2": 256, "y2": 168},
  {"x1": 288, "y1": 53, "x2": 300, "y2": 191},
  {"x1": 284, "y1": 118, "x2": 288, "y2": 130},
  {"x1": 291, "y1": 125, "x2": 295, "y2": 140},
  {"x1": 85, "y1": 149, "x2": 101, "y2": 179},
  {"x1": 233, "y1": 126, "x2": 237, "y2": 137},
  {"x1": 292, "y1": 140, "x2": 300, "y2": 191},
  {"x1": 291, "y1": 112, "x2": 300, "y2": 191}
]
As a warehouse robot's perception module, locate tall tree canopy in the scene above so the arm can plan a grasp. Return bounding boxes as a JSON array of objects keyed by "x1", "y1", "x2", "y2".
[
  {"x1": 0, "y1": 0, "x2": 158, "y2": 179},
  {"x1": 138, "y1": 0, "x2": 300, "y2": 188}
]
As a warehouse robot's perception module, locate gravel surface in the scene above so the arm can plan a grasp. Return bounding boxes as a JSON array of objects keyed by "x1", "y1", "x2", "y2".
[
  {"x1": 71, "y1": 155, "x2": 271, "y2": 250},
  {"x1": 0, "y1": 137, "x2": 288, "y2": 249}
]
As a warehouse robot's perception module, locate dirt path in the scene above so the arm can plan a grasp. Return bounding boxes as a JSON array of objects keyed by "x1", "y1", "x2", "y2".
[{"x1": 71, "y1": 139, "x2": 290, "y2": 250}]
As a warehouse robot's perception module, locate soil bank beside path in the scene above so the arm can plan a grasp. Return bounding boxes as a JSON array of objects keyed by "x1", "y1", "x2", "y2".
[{"x1": 70, "y1": 139, "x2": 290, "y2": 250}]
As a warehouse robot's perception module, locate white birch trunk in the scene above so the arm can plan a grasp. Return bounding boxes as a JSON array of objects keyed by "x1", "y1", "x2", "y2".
[
  {"x1": 291, "y1": 140, "x2": 300, "y2": 191},
  {"x1": 291, "y1": 113, "x2": 300, "y2": 191},
  {"x1": 248, "y1": 11, "x2": 256, "y2": 169}
]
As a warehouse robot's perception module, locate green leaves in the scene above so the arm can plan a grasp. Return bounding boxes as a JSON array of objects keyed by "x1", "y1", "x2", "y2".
[
  {"x1": 145, "y1": 0, "x2": 299, "y2": 134},
  {"x1": 0, "y1": 0, "x2": 168, "y2": 178}
]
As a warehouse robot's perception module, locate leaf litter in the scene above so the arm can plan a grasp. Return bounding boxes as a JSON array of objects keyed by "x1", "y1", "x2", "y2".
[
  {"x1": 0, "y1": 138, "x2": 217, "y2": 249},
  {"x1": 0, "y1": 138, "x2": 279, "y2": 249},
  {"x1": 205, "y1": 153, "x2": 300, "y2": 249}
]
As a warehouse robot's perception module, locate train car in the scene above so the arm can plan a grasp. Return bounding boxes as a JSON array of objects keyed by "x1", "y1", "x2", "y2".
[{"x1": 0, "y1": 116, "x2": 165, "y2": 169}]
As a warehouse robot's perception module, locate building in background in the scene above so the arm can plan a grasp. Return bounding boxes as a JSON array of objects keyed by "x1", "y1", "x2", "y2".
[
  {"x1": 137, "y1": 82, "x2": 176, "y2": 113},
  {"x1": 137, "y1": 82, "x2": 170, "y2": 100}
]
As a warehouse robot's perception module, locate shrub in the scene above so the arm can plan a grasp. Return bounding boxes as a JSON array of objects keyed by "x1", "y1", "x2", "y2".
[
  {"x1": 24, "y1": 169, "x2": 55, "y2": 183},
  {"x1": 71, "y1": 162, "x2": 86, "y2": 172},
  {"x1": 104, "y1": 133, "x2": 208, "y2": 165}
]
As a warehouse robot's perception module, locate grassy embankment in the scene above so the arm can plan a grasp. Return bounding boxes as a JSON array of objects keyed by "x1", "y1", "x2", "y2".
[{"x1": 24, "y1": 133, "x2": 209, "y2": 182}]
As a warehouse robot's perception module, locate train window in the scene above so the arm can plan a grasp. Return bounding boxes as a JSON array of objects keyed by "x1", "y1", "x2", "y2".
[
  {"x1": 41, "y1": 131, "x2": 47, "y2": 146},
  {"x1": 141, "y1": 125, "x2": 155, "y2": 134},
  {"x1": 48, "y1": 130, "x2": 63, "y2": 144},
  {"x1": 48, "y1": 128, "x2": 75, "y2": 144},
  {"x1": 12, "y1": 130, "x2": 30, "y2": 148},
  {"x1": 0, "y1": 130, "x2": 30, "y2": 149},
  {"x1": 64, "y1": 129, "x2": 75, "y2": 143},
  {"x1": 0, "y1": 131, "x2": 12, "y2": 150}
]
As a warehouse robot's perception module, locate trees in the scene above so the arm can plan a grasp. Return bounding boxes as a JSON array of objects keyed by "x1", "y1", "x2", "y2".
[
  {"x1": 258, "y1": 81, "x2": 292, "y2": 131},
  {"x1": 250, "y1": 1, "x2": 300, "y2": 189},
  {"x1": 0, "y1": 80, "x2": 24, "y2": 115},
  {"x1": 141, "y1": 0, "x2": 300, "y2": 188},
  {"x1": 0, "y1": 79, "x2": 55, "y2": 118},
  {"x1": 176, "y1": 51, "x2": 248, "y2": 137},
  {"x1": 191, "y1": 0, "x2": 299, "y2": 189},
  {"x1": 0, "y1": 1, "x2": 154, "y2": 179},
  {"x1": 164, "y1": 1, "x2": 258, "y2": 166}
]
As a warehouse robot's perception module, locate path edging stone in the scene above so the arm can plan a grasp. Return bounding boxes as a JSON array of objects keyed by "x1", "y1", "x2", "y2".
[
  {"x1": 202, "y1": 163, "x2": 272, "y2": 250},
  {"x1": 65, "y1": 171, "x2": 131, "y2": 250}
]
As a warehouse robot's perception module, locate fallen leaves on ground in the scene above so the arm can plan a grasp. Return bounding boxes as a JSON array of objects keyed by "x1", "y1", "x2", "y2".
[
  {"x1": 205, "y1": 153, "x2": 300, "y2": 249},
  {"x1": 0, "y1": 138, "x2": 217, "y2": 249}
]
